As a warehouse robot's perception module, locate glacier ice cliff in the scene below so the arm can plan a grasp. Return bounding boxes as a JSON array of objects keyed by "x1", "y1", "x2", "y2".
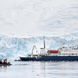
[{"x1": 0, "y1": 33, "x2": 78, "y2": 60}]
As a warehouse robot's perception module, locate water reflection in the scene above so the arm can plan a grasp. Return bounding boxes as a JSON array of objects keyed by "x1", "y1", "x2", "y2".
[
  {"x1": 0, "y1": 65, "x2": 9, "y2": 71},
  {"x1": 30, "y1": 62, "x2": 78, "y2": 78},
  {"x1": 31, "y1": 62, "x2": 46, "y2": 78},
  {"x1": 0, "y1": 62, "x2": 78, "y2": 78}
]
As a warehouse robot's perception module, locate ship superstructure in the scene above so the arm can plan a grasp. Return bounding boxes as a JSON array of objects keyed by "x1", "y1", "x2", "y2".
[{"x1": 58, "y1": 46, "x2": 78, "y2": 56}]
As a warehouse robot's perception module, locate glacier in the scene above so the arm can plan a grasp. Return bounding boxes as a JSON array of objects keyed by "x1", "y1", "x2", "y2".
[{"x1": 0, "y1": 33, "x2": 78, "y2": 60}]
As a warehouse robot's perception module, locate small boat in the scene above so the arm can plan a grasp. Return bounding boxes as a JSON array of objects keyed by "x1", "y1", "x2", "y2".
[{"x1": 0, "y1": 59, "x2": 11, "y2": 66}]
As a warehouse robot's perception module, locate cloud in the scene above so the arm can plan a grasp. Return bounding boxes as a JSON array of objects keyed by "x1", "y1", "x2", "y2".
[{"x1": 0, "y1": 0, "x2": 78, "y2": 37}]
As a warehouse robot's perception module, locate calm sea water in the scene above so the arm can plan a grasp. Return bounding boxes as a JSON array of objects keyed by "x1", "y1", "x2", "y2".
[{"x1": 0, "y1": 61, "x2": 78, "y2": 78}]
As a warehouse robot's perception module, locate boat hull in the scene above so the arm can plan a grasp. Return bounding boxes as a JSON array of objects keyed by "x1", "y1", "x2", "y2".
[
  {"x1": 20, "y1": 56, "x2": 78, "y2": 61},
  {"x1": 0, "y1": 63, "x2": 11, "y2": 66}
]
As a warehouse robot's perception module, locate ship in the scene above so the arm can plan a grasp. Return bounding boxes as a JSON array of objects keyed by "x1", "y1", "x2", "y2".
[{"x1": 20, "y1": 37, "x2": 78, "y2": 61}]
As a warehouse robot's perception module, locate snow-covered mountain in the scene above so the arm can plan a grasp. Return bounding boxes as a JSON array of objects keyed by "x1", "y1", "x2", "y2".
[{"x1": 0, "y1": 32, "x2": 78, "y2": 60}]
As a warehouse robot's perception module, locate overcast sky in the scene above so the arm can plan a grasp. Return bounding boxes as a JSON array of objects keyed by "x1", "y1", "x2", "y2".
[{"x1": 0, "y1": 0, "x2": 78, "y2": 37}]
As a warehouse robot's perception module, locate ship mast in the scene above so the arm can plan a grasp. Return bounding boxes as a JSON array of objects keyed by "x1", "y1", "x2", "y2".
[
  {"x1": 40, "y1": 36, "x2": 46, "y2": 56},
  {"x1": 43, "y1": 36, "x2": 45, "y2": 49}
]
